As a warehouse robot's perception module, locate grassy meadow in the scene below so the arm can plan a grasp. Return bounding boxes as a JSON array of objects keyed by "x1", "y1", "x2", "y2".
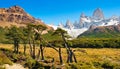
[{"x1": 0, "y1": 44, "x2": 120, "y2": 69}]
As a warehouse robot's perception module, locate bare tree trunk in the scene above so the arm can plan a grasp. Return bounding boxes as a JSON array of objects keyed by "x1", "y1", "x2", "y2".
[
  {"x1": 61, "y1": 34, "x2": 71, "y2": 63},
  {"x1": 37, "y1": 48, "x2": 40, "y2": 60},
  {"x1": 61, "y1": 33, "x2": 75, "y2": 63},
  {"x1": 37, "y1": 40, "x2": 41, "y2": 60},
  {"x1": 29, "y1": 40, "x2": 33, "y2": 57},
  {"x1": 66, "y1": 50, "x2": 70, "y2": 63},
  {"x1": 16, "y1": 44, "x2": 19, "y2": 54},
  {"x1": 40, "y1": 44, "x2": 44, "y2": 60},
  {"x1": 66, "y1": 50, "x2": 73, "y2": 63},
  {"x1": 32, "y1": 40, "x2": 36, "y2": 59},
  {"x1": 23, "y1": 42, "x2": 26, "y2": 55},
  {"x1": 59, "y1": 47, "x2": 63, "y2": 65},
  {"x1": 14, "y1": 40, "x2": 19, "y2": 54},
  {"x1": 13, "y1": 40, "x2": 16, "y2": 53},
  {"x1": 72, "y1": 51, "x2": 77, "y2": 63},
  {"x1": 69, "y1": 50, "x2": 73, "y2": 63}
]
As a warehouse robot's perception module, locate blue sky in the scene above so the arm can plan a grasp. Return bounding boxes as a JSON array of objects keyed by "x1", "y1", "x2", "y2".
[{"x1": 0, "y1": 0, "x2": 120, "y2": 25}]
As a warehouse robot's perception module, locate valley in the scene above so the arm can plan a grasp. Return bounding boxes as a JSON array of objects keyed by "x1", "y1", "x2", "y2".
[{"x1": 0, "y1": 4, "x2": 120, "y2": 69}]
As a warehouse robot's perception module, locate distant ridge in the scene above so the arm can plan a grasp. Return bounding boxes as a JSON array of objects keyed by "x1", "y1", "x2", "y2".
[{"x1": 79, "y1": 24, "x2": 120, "y2": 38}]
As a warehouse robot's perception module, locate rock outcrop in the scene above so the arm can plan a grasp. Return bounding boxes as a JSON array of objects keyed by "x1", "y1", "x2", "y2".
[{"x1": 0, "y1": 6, "x2": 37, "y2": 24}]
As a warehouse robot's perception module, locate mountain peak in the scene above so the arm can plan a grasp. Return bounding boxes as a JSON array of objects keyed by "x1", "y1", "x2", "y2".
[
  {"x1": 96, "y1": 8, "x2": 101, "y2": 11},
  {"x1": 93, "y1": 8, "x2": 104, "y2": 20},
  {"x1": 11, "y1": 5, "x2": 23, "y2": 9},
  {"x1": 7, "y1": 5, "x2": 25, "y2": 14},
  {"x1": 80, "y1": 12, "x2": 85, "y2": 18},
  {"x1": 65, "y1": 20, "x2": 74, "y2": 29}
]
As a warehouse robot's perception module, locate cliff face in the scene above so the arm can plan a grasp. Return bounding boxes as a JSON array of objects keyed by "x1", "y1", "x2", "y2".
[
  {"x1": 0, "y1": 6, "x2": 52, "y2": 30},
  {"x1": 93, "y1": 8, "x2": 104, "y2": 20}
]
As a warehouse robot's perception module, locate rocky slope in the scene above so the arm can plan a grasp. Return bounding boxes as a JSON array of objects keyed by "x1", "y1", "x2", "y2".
[{"x1": 0, "y1": 5, "x2": 52, "y2": 30}]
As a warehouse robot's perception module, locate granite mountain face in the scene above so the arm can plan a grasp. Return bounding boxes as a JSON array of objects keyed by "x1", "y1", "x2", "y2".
[
  {"x1": 49, "y1": 8, "x2": 120, "y2": 38},
  {"x1": 59, "y1": 8, "x2": 119, "y2": 30},
  {"x1": 92, "y1": 8, "x2": 104, "y2": 20},
  {"x1": 56, "y1": 8, "x2": 107, "y2": 30}
]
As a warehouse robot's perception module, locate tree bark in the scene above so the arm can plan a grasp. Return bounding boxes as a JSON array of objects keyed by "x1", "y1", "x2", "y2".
[
  {"x1": 32, "y1": 39, "x2": 36, "y2": 59},
  {"x1": 14, "y1": 39, "x2": 19, "y2": 54},
  {"x1": 29, "y1": 39, "x2": 33, "y2": 56},
  {"x1": 61, "y1": 33, "x2": 75, "y2": 63},
  {"x1": 40, "y1": 44, "x2": 44, "y2": 60},
  {"x1": 23, "y1": 42, "x2": 26, "y2": 55},
  {"x1": 66, "y1": 50, "x2": 70, "y2": 63},
  {"x1": 59, "y1": 47, "x2": 63, "y2": 65},
  {"x1": 69, "y1": 50, "x2": 73, "y2": 63},
  {"x1": 16, "y1": 44, "x2": 19, "y2": 54},
  {"x1": 72, "y1": 51, "x2": 77, "y2": 63},
  {"x1": 13, "y1": 40, "x2": 16, "y2": 53},
  {"x1": 37, "y1": 40, "x2": 41, "y2": 60},
  {"x1": 37, "y1": 48, "x2": 40, "y2": 60}
]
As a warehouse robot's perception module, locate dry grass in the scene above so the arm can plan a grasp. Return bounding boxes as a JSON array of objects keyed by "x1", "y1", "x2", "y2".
[{"x1": 0, "y1": 44, "x2": 120, "y2": 64}]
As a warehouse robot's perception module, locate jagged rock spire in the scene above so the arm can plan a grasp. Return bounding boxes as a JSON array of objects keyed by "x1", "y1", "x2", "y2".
[
  {"x1": 93, "y1": 8, "x2": 104, "y2": 20},
  {"x1": 65, "y1": 20, "x2": 74, "y2": 29}
]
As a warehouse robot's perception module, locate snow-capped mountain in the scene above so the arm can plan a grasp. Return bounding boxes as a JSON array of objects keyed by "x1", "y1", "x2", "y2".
[
  {"x1": 48, "y1": 8, "x2": 120, "y2": 38},
  {"x1": 48, "y1": 24, "x2": 88, "y2": 38},
  {"x1": 65, "y1": 20, "x2": 74, "y2": 29}
]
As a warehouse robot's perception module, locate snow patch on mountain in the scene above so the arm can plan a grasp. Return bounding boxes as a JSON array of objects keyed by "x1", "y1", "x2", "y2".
[
  {"x1": 64, "y1": 28, "x2": 88, "y2": 38},
  {"x1": 48, "y1": 24, "x2": 58, "y2": 30},
  {"x1": 48, "y1": 24, "x2": 88, "y2": 38},
  {"x1": 48, "y1": 8, "x2": 120, "y2": 38},
  {"x1": 101, "y1": 19, "x2": 119, "y2": 26},
  {"x1": 81, "y1": 17, "x2": 91, "y2": 23}
]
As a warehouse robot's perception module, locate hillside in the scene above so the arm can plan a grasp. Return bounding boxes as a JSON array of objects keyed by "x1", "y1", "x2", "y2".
[
  {"x1": 78, "y1": 24, "x2": 120, "y2": 38},
  {"x1": 0, "y1": 5, "x2": 52, "y2": 30}
]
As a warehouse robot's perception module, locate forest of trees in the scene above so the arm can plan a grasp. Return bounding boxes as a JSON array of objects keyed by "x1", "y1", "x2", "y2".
[
  {"x1": 1, "y1": 25, "x2": 120, "y2": 49},
  {"x1": 0, "y1": 24, "x2": 78, "y2": 65},
  {"x1": 0, "y1": 24, "x2": 120, "y2": 69}
]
